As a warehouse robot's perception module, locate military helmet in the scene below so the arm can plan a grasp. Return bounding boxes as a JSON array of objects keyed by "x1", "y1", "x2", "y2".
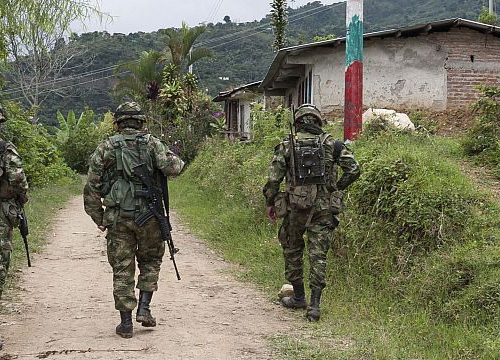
[
  {"x1": 0, "y1": 104, "x2": 7, "y2": 123},
  {"x1": 113, "y1": 101, "x2": 146, "y2": 123},
  {"x1": 294, "y1": 104, "x2": 324, "y2": 126}
]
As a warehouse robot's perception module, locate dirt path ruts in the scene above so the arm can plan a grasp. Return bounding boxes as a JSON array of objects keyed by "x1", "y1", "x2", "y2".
[{"x1": 0, "y1": 196, "x2": 293, "y2": 359}]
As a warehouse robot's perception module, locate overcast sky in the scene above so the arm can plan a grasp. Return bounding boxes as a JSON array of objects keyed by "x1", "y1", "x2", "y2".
[{"x1": 75, "y1": 0, "x2": 344, "y2": 34}]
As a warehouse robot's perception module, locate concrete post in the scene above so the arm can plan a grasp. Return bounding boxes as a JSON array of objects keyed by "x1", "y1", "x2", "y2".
[{"x1": 344, "y1": 0, "x2": 363, "y2": 141}]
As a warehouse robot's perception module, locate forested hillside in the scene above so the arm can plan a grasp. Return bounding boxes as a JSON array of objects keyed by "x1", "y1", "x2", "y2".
[{"x1": 7, "y1": 0, "x2": 486, "y2": 125}]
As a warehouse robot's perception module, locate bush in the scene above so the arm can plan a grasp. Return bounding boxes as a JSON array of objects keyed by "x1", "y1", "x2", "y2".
[
  {"x1": 55, "y1": 109, "x2": 103, "y2": 173},
  {"x1": 462, "y1": 85, "x2": 500, "y2": 170},
  {"x1": 181, "y1": 105, "x2": 288, "y2": 208},
  {"x1": 2, "y1": 102, "x2": 75, "y2": 187},
  {"x1": 58, "y1": 125, "x2": 101, "y2": 173}
]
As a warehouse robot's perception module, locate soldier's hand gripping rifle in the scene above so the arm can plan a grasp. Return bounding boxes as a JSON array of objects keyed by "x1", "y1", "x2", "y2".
[
  {"x1": 133, "y1": 164, "x2": 180, "y2": 280},
  {"x1": 18, "y1": 209, "x2": 31, "y2": 267}
]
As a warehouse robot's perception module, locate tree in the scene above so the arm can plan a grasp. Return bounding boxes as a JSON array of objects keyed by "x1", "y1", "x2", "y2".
[
  {"x1": 6, "y1": 37, "x2": 90, "y2": 120},
  {"x1": 223, "y1": 15, "x2": 232, "y2": 24},
  {"x1": 478, "y1": 7, "x2": 500, "y2": 26},
  {"x1": 270, "y1": 0, "x2": 288, "y2": 51},
  {"x1": 0, "y1": 0, "x2": 106, "y2": 119},
  {"x1": 161, "y1": 22, "x2": 212, "y2": 72},
  {"x1": 114, "y1": 50, "x2": 164, "y2": 106}
]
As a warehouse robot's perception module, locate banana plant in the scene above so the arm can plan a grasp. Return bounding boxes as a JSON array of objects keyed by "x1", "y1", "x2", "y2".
[{"x1": 56, "y1": 108, "x2": 94, "y2": 142}]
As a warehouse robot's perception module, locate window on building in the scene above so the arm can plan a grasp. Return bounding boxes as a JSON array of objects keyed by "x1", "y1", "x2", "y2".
[
  {"x1": 299, "y1": 70, "x2": 313, "y2": 105},
  {"x1": 307, "y1": 70, "x2": 313, "y2": 103}
]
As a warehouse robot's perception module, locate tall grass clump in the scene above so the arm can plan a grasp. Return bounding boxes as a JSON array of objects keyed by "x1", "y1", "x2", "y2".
[{"x1": 462, "y1": 85, "x2": 500, "y2": 178}]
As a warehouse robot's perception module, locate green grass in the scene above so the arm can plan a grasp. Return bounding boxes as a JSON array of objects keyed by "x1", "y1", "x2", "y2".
[
  {"x1": 170, "y1": 179, "x2": 284, "y2": 293},
  {"x1": 169, "y1": 112, "x2": 500, "y2": 359},
  {"x1": 3, "y1": 177, "x2": 82, "y2": 298}
]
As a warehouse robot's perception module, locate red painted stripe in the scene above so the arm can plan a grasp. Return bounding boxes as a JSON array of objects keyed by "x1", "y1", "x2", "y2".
[{"x1": 344, "y1": 60, "x2": 363, "y2": 141}]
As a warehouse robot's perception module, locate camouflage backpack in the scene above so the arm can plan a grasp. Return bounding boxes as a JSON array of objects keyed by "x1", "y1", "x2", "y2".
[
  {"x1": 293, "y1": 133, "x2": 331, "y2": 186},
  {"x1": 287, "y1": 133, "x2": 343, "y2": 210},
  {"x1": 102, "y1": 133, "x2": 154, "y2": 221}
]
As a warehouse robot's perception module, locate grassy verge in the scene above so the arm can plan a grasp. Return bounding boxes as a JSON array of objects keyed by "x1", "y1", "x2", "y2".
[
  {"x1": 4, "y1": 178, "x2": 82, "y2": 297},
  {"x1": 168, "y1": 107, "x2": 500, "y2": 359},
  {"x1": 170, "y1": 179, "x2": 284, "y2": 292}
]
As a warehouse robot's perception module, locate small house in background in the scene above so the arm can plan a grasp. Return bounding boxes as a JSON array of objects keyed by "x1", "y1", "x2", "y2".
[
  {"x1": 260, "y1": 18, "x2": 500, "y2": 115},
  {"x1": 213, "y1": 81, "x2": 262, "y2": 141}
]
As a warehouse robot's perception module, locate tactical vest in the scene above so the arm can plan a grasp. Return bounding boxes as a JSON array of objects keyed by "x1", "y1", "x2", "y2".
[{"x1": 102, "y1": 133, "x2": 154, "y2": 221}]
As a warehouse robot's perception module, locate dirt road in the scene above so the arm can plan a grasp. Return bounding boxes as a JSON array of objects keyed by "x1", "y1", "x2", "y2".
[{"x1": 0, "y1": 197, "x2": 294, "y2": 359}]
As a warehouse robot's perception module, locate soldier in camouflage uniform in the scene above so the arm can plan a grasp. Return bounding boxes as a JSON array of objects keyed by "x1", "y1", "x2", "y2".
[
  {"x1": 84, "y1": 102, "x2": 184, "y2": 338},
  {"x1": 263, "y1": 104, "x2": 360, "y2": 321},
  {"x1": 0, "y1": 105, "x2": 29, "y2": 350}
]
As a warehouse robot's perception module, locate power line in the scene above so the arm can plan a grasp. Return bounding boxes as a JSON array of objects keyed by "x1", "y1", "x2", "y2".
[
  {"x1": 8, "y1": 71, "x2": 130, "y2": 102},
  {"x1": 3, "y1": 63, "x2": 125, "y2": 95},
  {"x1": 211, "y1": 0, "x2": 225, "y2": 23},
  {"x1": 3, "y1": 3, "x2": 343, "y2": 98},
  {"x1": 197, "y1": 3, "x2": 339, "y2": 47},
  {"x1": 205, "y1": 3, "x2": 342, "y2": 50},
  {"x1": 208, "y1": 0, "x2": 224, "y2": 23}
]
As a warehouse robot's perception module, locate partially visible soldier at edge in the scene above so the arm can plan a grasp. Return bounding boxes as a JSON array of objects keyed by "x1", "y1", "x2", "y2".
[
  {"x1": 0, "y1": 105, "x2": 29, "y2": 350},
  {"x1": 83, "y1": 102, "x2": 184, "y2": 338},
  {"x1": 263, "y1": 104, "x2": 360, "y2": 321}
]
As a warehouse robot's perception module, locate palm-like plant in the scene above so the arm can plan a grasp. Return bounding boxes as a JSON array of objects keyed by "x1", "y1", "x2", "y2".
[
  {"x1": 56, "y1": 108, "x2": 94, "y2": 142},
  {"x1": 161, "y1": 22, "x2": 212, "y2": 71},
  {"x1": 114, "y1": 50, "x2": 164, "y2": 103}
]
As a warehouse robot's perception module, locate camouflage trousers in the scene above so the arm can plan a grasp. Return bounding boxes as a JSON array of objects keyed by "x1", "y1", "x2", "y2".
[
  {"x1": 0, "y1": 218, "x2": 13, "y2": 300},
  {"x1": 106, "y1": 218, "x2": 165, "y2": 311},
  {"x1": 278, "y1": 207, "x2": 337, "y2": 290}
]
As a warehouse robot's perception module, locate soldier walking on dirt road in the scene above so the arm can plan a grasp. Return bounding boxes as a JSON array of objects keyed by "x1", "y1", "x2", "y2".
[
  {"x1": 263, "y1": 104, "x2": 360, "y2": 321},
  {"x1": 0, "y1": 105, "x2": 29, "y2": 350},
  {"x1": 84, "y1": 101, "x2": 184, "y2": 338}
]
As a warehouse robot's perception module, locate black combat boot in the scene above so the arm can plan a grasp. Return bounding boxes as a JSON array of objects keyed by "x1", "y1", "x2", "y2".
[
  {"x1": 281, "y1": 281, "x2": 307, "y2": 309},
  {"x1": 116, "y1": 310, "x2": 133, "y2": 338},
  {"x1": 306, "y1": 289, "x2": 322, "y2": 321},
  {"x1": 136, "y1": 290, "x2": 157, "y2": 327}
]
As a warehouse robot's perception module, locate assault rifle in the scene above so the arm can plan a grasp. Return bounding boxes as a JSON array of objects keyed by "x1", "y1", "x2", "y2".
[
  {"x1": 133, "y1": 164, "x2": 180, "y2": 280},
  {"x1": 289, "y1": 105, "x2": 297, "y2": 187},
  {"x1": 18, "y1": 209, "x2": 31, "y2": 267}
]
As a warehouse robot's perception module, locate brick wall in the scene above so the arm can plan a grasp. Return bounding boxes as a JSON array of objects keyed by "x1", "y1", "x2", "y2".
[{"x1": 431, "y1": 28, "x2": 500, "y2": 108}]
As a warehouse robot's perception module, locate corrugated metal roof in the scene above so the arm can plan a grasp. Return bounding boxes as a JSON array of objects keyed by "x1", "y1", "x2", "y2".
[
  {"x1": 260, "y1": 18, "x2": 500, "y2": 90},
  {"x1": 212, "y1": 81, "x2": 262, "y2": 102}
]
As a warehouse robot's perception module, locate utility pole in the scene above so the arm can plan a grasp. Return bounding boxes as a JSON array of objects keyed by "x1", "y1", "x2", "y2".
[
  {"x1": 188, "y1": 48, "x2": 193, "y2": 74},
  {"x1": 344, "y1": 0, "x2": 364, "y2": 141}
]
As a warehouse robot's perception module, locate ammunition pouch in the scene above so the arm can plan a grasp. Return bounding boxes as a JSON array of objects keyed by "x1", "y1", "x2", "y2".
[
  {"x1": 102, "y1": 178, "x2": 145, "y2": 219},
  {"x1": 1, "y1": 199, "x2": 21, "y2": 227},
  {"x1": 329, "y1": 190, "x2": 344, "y2": 215},
  {"x1": 274, "y1": 192, "x2": 288, "y2": 218},
  {"x1": 0, "y1": 178, "x2": 17, "y2": 199},
  {"x1": 288, "y1": 185, "x2": 317, "y2": 210}
]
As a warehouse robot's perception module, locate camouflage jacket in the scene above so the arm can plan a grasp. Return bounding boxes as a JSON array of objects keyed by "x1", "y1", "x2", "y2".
[
  {"x1": 83, "y1": 128, "x2": 185, "y2": 227},
  {"x1": 0, "y1": 139, "x2": 28, "y2": 201},
  {"x1": 263, "y1": 131, "x2": 360, "y2": 206}
]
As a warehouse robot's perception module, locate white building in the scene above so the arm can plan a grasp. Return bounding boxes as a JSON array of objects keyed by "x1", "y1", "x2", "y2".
[
  {"x1": 260, "y1": 18, "x2": 500, "y2": 113},
  {"x1": 212, "y1": 81, "x2": 261, "y2": 141}
]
